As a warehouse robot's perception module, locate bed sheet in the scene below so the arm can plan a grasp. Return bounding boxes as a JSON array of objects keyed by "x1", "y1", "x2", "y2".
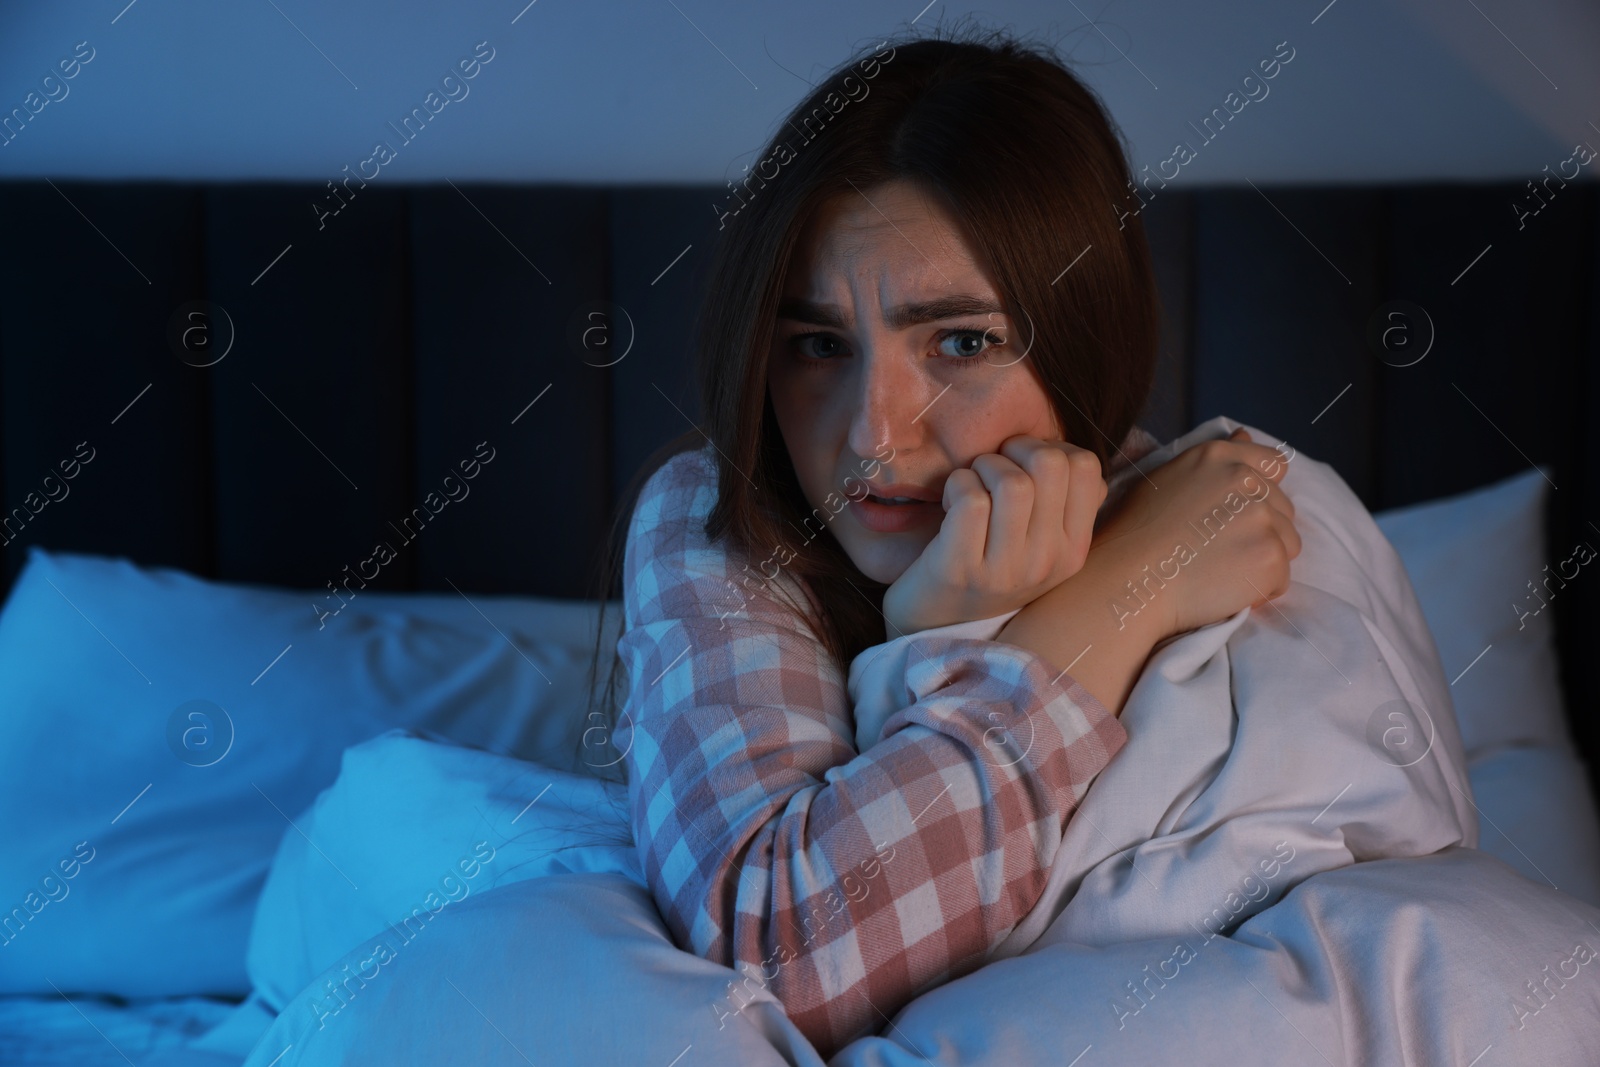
[
  {"x1": 210, "y1": 730, "x2": 1600, "y2": 1066},
  {"x1": 0, "y1": 993, "x2": 239, "y2": 1067},
  {"x1": 218, "y1": 849, "x2": 1600, "y2": 1066}
]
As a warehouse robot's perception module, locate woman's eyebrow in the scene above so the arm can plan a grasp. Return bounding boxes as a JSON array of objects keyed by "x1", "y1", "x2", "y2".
[{"x1": 776, "y1": 295, "x2": 1006, "y2": 329}]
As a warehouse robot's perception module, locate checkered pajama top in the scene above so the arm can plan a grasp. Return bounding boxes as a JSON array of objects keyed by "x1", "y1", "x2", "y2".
[{"x1": 615, "y1": 443, "x2": 1129, "y2": 1057}]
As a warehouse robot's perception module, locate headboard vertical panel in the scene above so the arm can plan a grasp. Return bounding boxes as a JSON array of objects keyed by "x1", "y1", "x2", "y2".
[
  {"x1": 1378, "y1": 185, "x2": 1590, "y2": 508},
  {"x1": 204, "y1": 185, "x2": 416, "y2": 592},
  {"x1": 0, "y1": 182, "x2": 212, "y2": 587},
  {"x1": 408, "y1": 184, "x2": 611, "y2": 598},
  {"x1": 1138, "y1": 192, "x2": 1195, "y2": 444},
  {"x1": 606, "y1": 187, "x2": 721, "y2": 527},
  {"x1": 1188, "y1": 188, "x2": 1384, "y2": 503}
]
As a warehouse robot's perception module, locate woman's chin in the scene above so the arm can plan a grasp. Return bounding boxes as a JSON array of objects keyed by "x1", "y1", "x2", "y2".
[{"x1": 844, "y1": 539, "x2": 923, "y2": 587}]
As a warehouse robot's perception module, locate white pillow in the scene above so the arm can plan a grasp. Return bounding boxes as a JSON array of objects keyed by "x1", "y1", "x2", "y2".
[
  {"x1": 1374, "y1": 467, "x2": 1600, "y2": 907},
  {"x1": 1373, "y1": 467, "x2": 1570, "y2": 758},
  {"x1": 0, "y1": 548, "x2": 615, "y2": 997},
  {"x1": 238, "y1": 873, "x2": 810, "y2": 1067},
  {"x1": 245, "y1": 729, "x2": 639, "y2": 1012},
  {"x1": 1467, "y1": 744, "x2": 1600, "y2": 906}
]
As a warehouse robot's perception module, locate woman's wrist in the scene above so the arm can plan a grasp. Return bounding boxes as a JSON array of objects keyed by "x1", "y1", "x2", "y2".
[
  {"x1": 882, "y1": 582, "x2": 1027, "y2": 640},
  {"x1": 882, "y1": 583, "x2": 939, "y2": 640},
  {"x1": 1079, "y1": 534, "x2": 1181, "y2": 644},
  {"x1": 994, "y1": 541, "x2": 1173, "y2": 715}
]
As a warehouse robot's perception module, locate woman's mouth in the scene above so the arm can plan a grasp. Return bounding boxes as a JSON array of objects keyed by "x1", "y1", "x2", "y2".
[{"x1": 849, "y1": 494, "x2": 943, "y2": 533}]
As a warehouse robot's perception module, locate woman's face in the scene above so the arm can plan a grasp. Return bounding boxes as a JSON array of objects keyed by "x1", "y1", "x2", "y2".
[{"x1": 767, "y1": 178, "x2": 1065, "y2": 586}]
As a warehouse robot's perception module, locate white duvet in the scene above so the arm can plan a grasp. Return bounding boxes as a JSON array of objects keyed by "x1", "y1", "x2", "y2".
[{"x1": 226, "y1": 417, "x2": 1600, "y2": 1067}]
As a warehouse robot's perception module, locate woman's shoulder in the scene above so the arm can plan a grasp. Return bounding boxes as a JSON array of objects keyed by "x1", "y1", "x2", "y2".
[
  {"x1": 629, "y1": 441, "x2": 720, "y2": 540},
  {"x1": 623, "y1": 442, "x2": 819, "y2": 626}
]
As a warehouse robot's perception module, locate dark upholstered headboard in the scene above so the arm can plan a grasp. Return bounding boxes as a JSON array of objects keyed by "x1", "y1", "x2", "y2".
[{"x1": 1, "y1": 178, "x2": 1596, "y2": 787}]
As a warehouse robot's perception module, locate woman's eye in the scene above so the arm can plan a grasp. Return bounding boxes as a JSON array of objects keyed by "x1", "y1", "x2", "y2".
[
  {"x1": 792, "y1": 333, "x2": 847, "y2": 360},
  {"x1": 789, "y1": 328, "x2": 1002, "y2": 363},
  {"x1": 937, "y1": 328, "x2": 1001, "y2": 360}
]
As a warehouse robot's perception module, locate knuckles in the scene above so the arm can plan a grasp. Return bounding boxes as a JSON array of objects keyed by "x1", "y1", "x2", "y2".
[
  {"x1": 1245, "y1": 534, "x2": 1291, "y2": 583},
  {"x1": 1020, "y1": 554, "x2": 1055, "y2": 591},
  {"x1": 944, "y1": 468, "x2": 986, "y2": 504},
  {"x1": 988, "y1": 466, "x2": 1033, "y2": 498},
  {"x1": 1028, "y1": 446, "x2": 1071, "y2": 482},
  {"x1": 1065, "y1": 449, "x2": 1102, "y2": 482}
]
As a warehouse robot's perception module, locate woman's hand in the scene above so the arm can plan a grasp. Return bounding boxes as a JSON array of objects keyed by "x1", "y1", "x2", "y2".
[
  {"x1": 1091, "y1": 428, "x2": 1302, "y2": 640},
  {"x1": 882, "y1": 436, "x2": 1107, "y2": 636},
  {"x1": 993, "y1": 428, "x2": 1301, "y2": 716}
]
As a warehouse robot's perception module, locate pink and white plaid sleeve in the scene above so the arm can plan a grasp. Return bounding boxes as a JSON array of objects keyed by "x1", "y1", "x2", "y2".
[{"x1": 614, "y1": 444, "x2": 1128, "y2": 1058}]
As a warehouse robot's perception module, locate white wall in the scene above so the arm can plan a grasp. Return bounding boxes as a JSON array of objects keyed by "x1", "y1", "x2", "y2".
[{"x1": 0, "y1": 0, "x2": 1593, "y2": 185}]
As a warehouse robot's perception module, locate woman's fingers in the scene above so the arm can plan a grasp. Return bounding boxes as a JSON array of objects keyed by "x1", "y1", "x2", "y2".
[
  {"x1": 1258, "y1": 477, "x2": 1295, "y2": 522},
  {"x1": 1206, "y1": 437, "x2": 1294, "y2": 515},
  {"x1": 1244, "y1": 499, "x2": 1301, "y2": 609},
  {"x1": 1269, "y1": 500, "x2": 1303, "y2": 561},
  {"x1": 934, "y1": 466, "x2": 992, "y2": 578},
  {"x1": 1219, "y1": 440, "x2": 1296, "y2": 530},
  {"x1": 936, "y1": 429, "x2": 1295, "y2": 619},
  {"x1": 1058, "y1": 445, "x2": 1105, "y2": 563},
  {"x1": 998, "y1": 436, "x2": 1074, "y2": 576},
  {"x1": 969, "y1": 452, "x2": 1034, "y2": 569},
  {"x1": 1238, "y1": 443, "x2": 1288, "y2": 481}
]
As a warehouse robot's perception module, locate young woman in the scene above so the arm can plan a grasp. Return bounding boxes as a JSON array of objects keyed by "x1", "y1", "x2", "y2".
[{"x1": 580, "y1": 24, "x2": 1301, "y2": 1057}]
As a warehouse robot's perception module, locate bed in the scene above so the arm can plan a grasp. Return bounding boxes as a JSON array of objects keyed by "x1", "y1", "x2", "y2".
[{"x1": 1, "y1": 176, "x2": 1597, "y2": 1064}]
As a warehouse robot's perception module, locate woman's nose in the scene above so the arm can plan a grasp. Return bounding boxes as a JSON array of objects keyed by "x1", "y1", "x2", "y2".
[{"x1": 846, "y1": 341, "x2": 926, "y2": 461}]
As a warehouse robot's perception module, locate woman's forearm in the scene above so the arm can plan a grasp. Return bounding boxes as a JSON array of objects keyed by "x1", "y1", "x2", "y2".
[{"x1": 994, "y1": 541, "x2": 1172, "y2": 716}]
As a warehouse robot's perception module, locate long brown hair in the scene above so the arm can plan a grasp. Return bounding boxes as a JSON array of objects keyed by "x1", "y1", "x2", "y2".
[{"x1": 577, "y1": 19, "x2": 1160, "y2": 784}]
